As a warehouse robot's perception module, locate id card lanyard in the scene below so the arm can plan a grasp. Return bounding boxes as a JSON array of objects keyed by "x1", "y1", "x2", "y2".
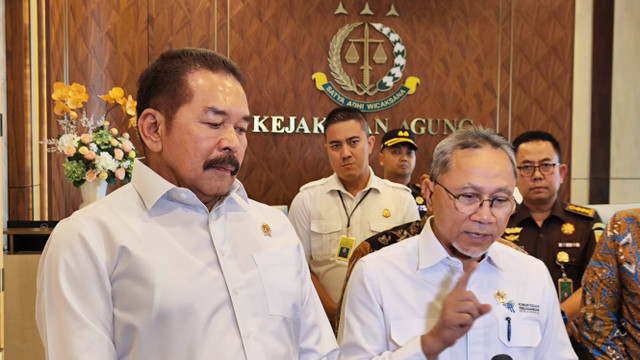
[{"x1": 338, "y1": 188, "x2": 372, "y2": 237}]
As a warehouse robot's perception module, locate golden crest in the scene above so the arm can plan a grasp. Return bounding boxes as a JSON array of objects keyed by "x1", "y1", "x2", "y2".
[
  {"x1": 556, "y1": 251, "x2": 570, "y2": 263},
  {"x1": 495, "y1": 290, "x2": 507, "y2": 304},
  {"x1": 504, "y1": 234, "x2": 520, "y2": 242},
  {"x1": 561, "y1": 223, "x2": 575, "y2": 235},
  {"x1": 416, "y1": 196, "x2": 424, "y2": 205},
  {"x1": 382, "y1": 209, "x2": 391, "y2": 218},
  {"x1": 262, "y1": 223, "x2": 272, "y2": 237},
  {"x1": 504, "y1": 227, "x2": 523, "y2": 235}
]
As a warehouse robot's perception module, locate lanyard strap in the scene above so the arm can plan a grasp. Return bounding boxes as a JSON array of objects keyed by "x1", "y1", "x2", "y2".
[{"x1": 338, "y1": 188, "x2": 372, "y2": 232}]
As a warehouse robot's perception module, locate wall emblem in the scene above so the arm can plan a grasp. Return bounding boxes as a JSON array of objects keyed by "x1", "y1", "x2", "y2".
[{"x1": 313, "y1": 20, "x2": 420, "y2": 112}]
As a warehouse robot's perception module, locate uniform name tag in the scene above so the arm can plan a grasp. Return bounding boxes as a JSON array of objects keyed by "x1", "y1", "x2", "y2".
[{"x1": 336, "y1": 235, "x2": 356, "y2": 262}]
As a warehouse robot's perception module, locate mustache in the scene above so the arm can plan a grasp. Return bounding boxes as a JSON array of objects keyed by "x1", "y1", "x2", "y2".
[{"x1": 203, "y1": 153, "x2": 240, "y2": 176}]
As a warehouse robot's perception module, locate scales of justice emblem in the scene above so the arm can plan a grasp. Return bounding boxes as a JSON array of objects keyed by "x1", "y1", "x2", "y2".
[{"x1": 313, "y1": 21, "x2": 420, "y2": 112}]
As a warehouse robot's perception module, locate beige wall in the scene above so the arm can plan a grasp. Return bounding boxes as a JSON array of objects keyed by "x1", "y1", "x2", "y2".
[
  {"x1": 571, "y1": 0, "x2": 640, "y2": 206},
  {"x1": 571, "y1": 0, "x2": 594, "y2": 205},
  {"x1": 610, "y1": 0, "x2": 640, "y2": 203}
]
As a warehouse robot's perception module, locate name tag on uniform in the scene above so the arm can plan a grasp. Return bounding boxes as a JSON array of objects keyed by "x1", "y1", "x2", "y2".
[
  {"x1": 336, "y1": 235, "x2": 356, "y2": 262},
  {"x1": 558, "y1": 242, "x2": 581, "y2": 248}
]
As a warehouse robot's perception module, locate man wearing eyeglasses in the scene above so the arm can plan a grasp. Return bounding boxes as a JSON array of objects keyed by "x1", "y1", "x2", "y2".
[
  {"x1": 338, "y1": 126, "x2": 576, "y2": 359},
  {"x1": 505, "y1": 131, "x2": 604, "y2": 357}
]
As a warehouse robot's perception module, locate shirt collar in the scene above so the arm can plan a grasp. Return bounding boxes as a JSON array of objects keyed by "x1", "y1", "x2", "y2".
[
  {"x1": 326, "y1": 167, "x2": 381, "y2": 195},
  {"x1": 131, "y1": 159, "x2": 249, "y2": 210},
  {"x1": 511, "y1": 198, "x2": 566, "y2": 224},
  {"x1": 418, "y1": 216, "x2": 504, "y2": 271}
]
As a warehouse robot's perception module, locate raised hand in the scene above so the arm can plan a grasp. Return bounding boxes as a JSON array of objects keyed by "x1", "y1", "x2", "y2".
[{"x1": 421, "y1": 262, "x2": 492, "y2": 359}]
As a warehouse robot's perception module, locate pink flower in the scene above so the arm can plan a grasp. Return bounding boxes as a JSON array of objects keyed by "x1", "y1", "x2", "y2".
[
  {"x1": 121, "y1": 142, "x2": 132, "y2": 153},
  {"x1": 84, "y1": 151, "x2": 96, "y2": 161},
  {"x1": 85, "y1": 170, "x2": 97, "y2": 182},
  {"x1": 64, "y1": 145, "x2": 76, "y2": 157},
  {"x1": 114, "y1": 148, "x2": 124, "y2": 160},
  {"x1": 80, "y1": 133, "x2": 92, "y2": 144},
  {"x1": 115, "y1": 168, "x2": 126, "y2": 180}
]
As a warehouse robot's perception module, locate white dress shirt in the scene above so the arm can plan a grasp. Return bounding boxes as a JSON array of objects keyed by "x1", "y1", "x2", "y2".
[
  {"x1": 338, "y1": 217, "x2": 577, "y2": 360},
  {"x1": 36, "y1": 159, "x2": 338, "y2": 360},
  {"x1": 288, "y1": 170, "x2": 419, "y2": 302}
]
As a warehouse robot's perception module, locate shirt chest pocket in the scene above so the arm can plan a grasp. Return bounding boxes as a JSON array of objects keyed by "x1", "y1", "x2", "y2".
[
  {"x1": 310, "y1": 220, "x2": 342, "y2": 257},
  {"x1": 389, "y1": 319, "x2": 431, "y2": 347},
  {"x1": 498, "y1": 318, "x2": 542, "y2": 348},
  {"x1": 253, "y1": 252, "x2": 302, "y2": 319}
]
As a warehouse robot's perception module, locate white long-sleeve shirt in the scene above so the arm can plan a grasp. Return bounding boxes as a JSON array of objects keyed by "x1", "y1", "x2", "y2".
[
  {"x1": 36, "y1": 159, "x2": 338, "y2": 360},
  {"x1": 338, "y1": 217, "x2": 577, "y2": 360}
]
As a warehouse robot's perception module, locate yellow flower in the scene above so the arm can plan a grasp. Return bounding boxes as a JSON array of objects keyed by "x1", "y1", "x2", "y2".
[
  {"x1": 51, "y1": 82, "x2": 70, "y2": 101},
  {"x1": 99, "y1": 87, "x2": 125, "y2": 103},
  {"x1": 110, "y1": 128, "x2": 118, "y2": 136},
  {"x1": 121, "y1": 95, "x2": 137, "y2": 117},
  {"x1": 66, "y1": 83, "x2": 89, "y2": 109},
  {"x1": 78, "y1": 146, "x2": 89, "y2": 155},
  {"x1": 128, "y1": 150, "x2": 136, "y2": 159},
  {"x1": 128, "y1": 117, "x2": 137, "y2": 129},
  {"x1": 98, "y1": 171, "x2": 108, "y2": 180},
  {"x1": 110, "y1": 138, "x2": 119, "y2": 147},
  {"x1": 54, "y1": 100, "x2": 72, "y2": 116}
]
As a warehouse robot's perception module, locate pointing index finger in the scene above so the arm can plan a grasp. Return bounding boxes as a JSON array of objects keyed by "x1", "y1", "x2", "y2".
[{"x1": 454, "y1": 262, "x2": 479, "y2": 291}]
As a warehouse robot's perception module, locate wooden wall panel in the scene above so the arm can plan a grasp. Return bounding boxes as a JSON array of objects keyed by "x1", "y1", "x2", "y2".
[
  {"x1": 148, "y1": 0, "x2": 218, "y2": 59},
  {"x1": 43, "y1": 1, "x2": 149, "y2": 220},
  {"x1": 6, "y1": 0, "x2": 33, "y2": 219},
  {"x1": 233, "y1": 0, "x2": 507, "y2": 205},
  {"x1": 7, "y1": 0, "x2": 575, "y2": 219},
  {"x1": 509, "y1": 0, "x2": 574, "y2": 201}
]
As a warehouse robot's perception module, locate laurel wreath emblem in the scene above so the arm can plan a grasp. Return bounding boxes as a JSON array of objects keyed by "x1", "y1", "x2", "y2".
[{"x1": 328, "y1": 22, "x2": 406, "y2": 96}]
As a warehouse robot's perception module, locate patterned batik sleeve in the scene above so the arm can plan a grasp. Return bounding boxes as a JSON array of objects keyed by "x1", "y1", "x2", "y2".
[{"x1": 580, "y1": 212, "x2": 631, "y2": 359}]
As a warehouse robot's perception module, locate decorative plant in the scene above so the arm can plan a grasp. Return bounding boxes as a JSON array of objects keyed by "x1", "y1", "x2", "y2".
[{"x1": 43, "y1": 82, "x2": 139, "y2": 188}]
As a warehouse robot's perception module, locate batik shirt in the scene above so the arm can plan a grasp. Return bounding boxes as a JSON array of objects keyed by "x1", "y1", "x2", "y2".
[{"x1": 580, "y1": 208, "x2": 640, "y2": 360}]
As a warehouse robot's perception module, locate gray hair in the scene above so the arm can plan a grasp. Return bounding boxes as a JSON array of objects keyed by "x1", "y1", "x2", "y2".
[{"x1": 429, "y1": 126, "x2": 517, "y2": 182}]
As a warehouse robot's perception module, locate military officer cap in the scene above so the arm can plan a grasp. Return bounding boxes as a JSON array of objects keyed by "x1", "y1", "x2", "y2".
[{"x1": 381, "y1": 128, "x2": 418, "y2": 150}]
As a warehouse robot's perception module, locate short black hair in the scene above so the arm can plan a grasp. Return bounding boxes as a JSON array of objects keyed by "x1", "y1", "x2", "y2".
[
  {"x1": 136, "y1": 48, "x2": 245, "y2": 131},
  {"x1": 512, "y1": 131, "x2": 561, "y2": 159},
  {"x1": 324, "y1": 106, "x2": 369, "y2": 137}
]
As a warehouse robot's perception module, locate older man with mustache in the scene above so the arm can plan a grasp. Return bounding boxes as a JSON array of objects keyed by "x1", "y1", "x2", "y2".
[{"x1": 36, "y1": 48, "x2": 338, "y2": 360}]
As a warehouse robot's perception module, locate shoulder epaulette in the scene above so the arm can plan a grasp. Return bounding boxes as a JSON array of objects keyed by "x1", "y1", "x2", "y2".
[
  {"x1": 565, "y1": 203, "x2": 596, "y2": 218},
  {"x1": 380, "y1": 178, "x2": 411, "y2": 192},
  {"x1": 299, "y1": 177, "x2": 330, "y2": 191}
]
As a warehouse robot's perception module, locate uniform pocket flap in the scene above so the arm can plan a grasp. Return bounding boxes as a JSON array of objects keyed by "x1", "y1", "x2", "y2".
[
  {"x1": 498, "y1": 318, "x2": 542, "y2": 347},
  {"x1": 310, "y1": 220, "x2": 342, "y2": 234}
]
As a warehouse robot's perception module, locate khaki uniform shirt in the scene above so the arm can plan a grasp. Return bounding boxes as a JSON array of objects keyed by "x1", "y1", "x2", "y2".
[{"x1": 504, "y1": 199, "x2": 604, "y2": 294}]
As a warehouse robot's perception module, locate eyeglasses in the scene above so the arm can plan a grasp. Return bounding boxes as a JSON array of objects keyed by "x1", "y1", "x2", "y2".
[
  {"x1": 434, "y1": 181, "x2": 516, "y2": 216},
  {"x1": 516, "y1": 163, "x2": 559, "y2": 177}
]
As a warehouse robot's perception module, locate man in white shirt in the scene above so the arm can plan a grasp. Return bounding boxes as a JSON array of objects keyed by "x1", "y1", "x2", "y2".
[
  {"x1": 36, "y1": 48, "x2": 338, "y2": 360},
  {"x1": 288, "y1": 107, "x2": 419, "y2": 324},
  {"x1": 338, "y1": 126, "x2": 576, "y2": 359}
]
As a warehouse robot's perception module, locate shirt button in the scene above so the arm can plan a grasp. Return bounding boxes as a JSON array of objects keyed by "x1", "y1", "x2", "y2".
[
  {"x1": 244, "y1": 330, "x2": 252, "y2": 338},
  {"x1": 220, "y1": 248, "x2": 226, "y2": 256},
  {"x1": 179, "y1": 193, "x2": 187, "y2": 200},
  {"x1": 233, "y1": 288, "x2": 240, "y2": 295}
]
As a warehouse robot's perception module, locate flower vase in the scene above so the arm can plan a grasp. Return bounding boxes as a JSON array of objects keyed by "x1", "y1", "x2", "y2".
[{"x1": 79, "y1": 180, "x2": 108, "y2": 209}]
